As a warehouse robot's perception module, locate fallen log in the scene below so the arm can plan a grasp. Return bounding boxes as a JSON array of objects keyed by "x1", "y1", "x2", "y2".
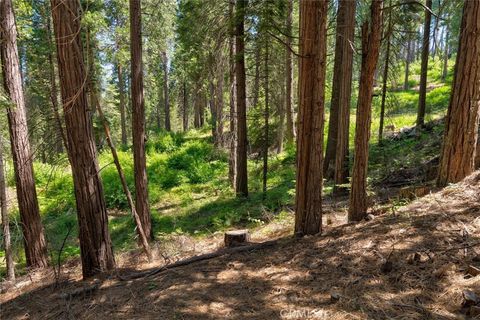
[{"x1": 118, "y1": 239, "x2": 279, "y2": 281}]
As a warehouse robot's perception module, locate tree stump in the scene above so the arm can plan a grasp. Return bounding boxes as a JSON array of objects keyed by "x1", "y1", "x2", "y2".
[{"x1": 224, "y1": 230, "x2": 250, "y2": 247}]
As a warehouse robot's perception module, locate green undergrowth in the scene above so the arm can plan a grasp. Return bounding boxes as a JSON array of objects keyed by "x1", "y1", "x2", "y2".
[{"x1": 0, "y1": 59, "x2": 453, "y2": 277}]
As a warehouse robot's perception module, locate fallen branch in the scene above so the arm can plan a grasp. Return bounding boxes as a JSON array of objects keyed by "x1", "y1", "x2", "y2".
[{"x1": 118, "y1": 239, "x2": 279, "y2": 281}]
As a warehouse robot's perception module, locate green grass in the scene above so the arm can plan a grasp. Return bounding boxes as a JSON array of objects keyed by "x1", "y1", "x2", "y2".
[{"x1": 0, "y1": 58, "x2": 454, "y2": 278}]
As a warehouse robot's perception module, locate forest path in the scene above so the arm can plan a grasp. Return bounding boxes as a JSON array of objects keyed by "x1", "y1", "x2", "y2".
[{"x1": 1, "y1": 171, "x2": 479, "y2": 319}]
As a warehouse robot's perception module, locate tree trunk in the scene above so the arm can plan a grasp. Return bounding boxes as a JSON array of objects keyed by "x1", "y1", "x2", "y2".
[
  {"x1": 404, "y1": 36, "x2": 412, "y2": 90},
  {"x1": 1, "y1": 0, "x2": 48, "y2": 269},
  {"x1": 285, "y1": 0, "x2": 295, "y2": 144},
  {"x1": 235, "y1": 0, "x2": 248, "y2": 197},
  {"x1": 156, "y1": 71, "x2": 163, "y2": 130},
  {"x1": 200, "y1": 89, "x2": 205, "y2": 127},
  {"x1": 437, "y1": 1, "x2": 480, "y2": 187},
  {"x1": 262, "y1": 39, "x2": 269, "y2": 199},
  {"x1": 417, "y1": 0, "x2": 432, "y2": 127},
  {"x1": 194, "y1": 83, "x2": 202, "y2": 129},
  {"x1": 209, "y1": 79, "x2": 217, "y2": 141},
  {"x1": 229, "y1": 0, "x2": 237, "y2": 188},
  {"x1": 252, "y1": 44, "x2": 260, "y2": 109},
  {"x1": 379, "y1": 6, "x2": 392, "y2": 143},
  {"x1": 294, "y1": 0, "x2": 328, "y2": 236},
  {"x1": 216, "y1": 60, "x2": 224, "y2": 145},
  {"x1": 129, "y1": 0, "x2": 152, "y2": 240},
  {"x1": 323, "y1": 0, "x2": 356, "y2": 186},
  {"x1": 94, "y1": 92, "x2": 153, "y2": 262},
  {"x1": 162, "y1": 51, "x2": 171, "y2": 132},
  {"x1": 277, "y1": 68, "x2": 285, "y2": 154},
  {"x1": 183, "y1": 81, "x2": 189, "y2": 131},
  {"x1": 441, "y1": 26, "x2": 449, "y2": 82},
  {"x1": 46, "y1": 8, "x2": 67, "y2": 153},
  {"x1": 348, "y1": 0, "x2": 383, "y2": 222},
  {"x1": 51, "y1": 0, "x2": 115, "y2": 278},
  {"x1": 0, "y1": 142, "x2": 15, "y2": 281},
  {"x1": 117, "y1": 62, "x2": 128, "y2": 145}
]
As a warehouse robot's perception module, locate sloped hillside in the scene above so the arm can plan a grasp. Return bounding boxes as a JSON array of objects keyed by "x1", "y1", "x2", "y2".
[{"x1": 1, "y1": 172, "x2": 480, "y2": 319}]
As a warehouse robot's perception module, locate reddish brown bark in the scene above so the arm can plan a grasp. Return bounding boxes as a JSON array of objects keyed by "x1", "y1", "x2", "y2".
[
  {"x1": 348, "y1": 0, "x2": 383, "y2": 222},
  {"x1": 437, "y1": 1, "x2": 480, "y2": 186},
  {"x1": 284, "y1": 0, "x2": 295, "y2": 144},
  {"x1": 1, "y1": 0, "x2": 48, "y2": 269},
  {"x1": 129, "y1": 0, "x2": 152, "y2": 240},
  {"x1": 46, "y1": 8, "x2": 67, "y2": 152},
  {"x1": 51, "y1": 0, "x2": 115, "y2": 278},
  {"x1": 229, "y1": 0, "x2": 237, "y2": 188},
  {"x1": 294, "y1": 0, "x2": 328, "y2": 236},
  {"x1": 0, "y1": 141, "x2": 15, "y2": 280},
  {"x1": 324, "y1": 0, "x2": 356, "y2": 189},
  {"x1": 235, "y1": 0, "x2": 248, "y2": 197}
]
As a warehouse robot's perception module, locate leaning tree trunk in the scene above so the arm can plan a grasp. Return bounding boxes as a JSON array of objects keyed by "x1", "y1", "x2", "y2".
[
  {"x1": 1, "y1": 0, "x2": 48, "y2": 269},
  {"x1": 94, "y1": 91, "x2": 153, "y2": 262},
  {"x1": 235, "y1": 0, "x2": 248, "y2": 197},
  {"x1": 437, "y1": 1, "x2": 480, "y2": 187},
  {"x1": 294, "y1": 0, "x2": 328, "y2": 236},
  {"x1": 0, "y1": 142, "x2": 15, "y2": 280},
  {"x1": 284, "y1": 0, "x2": 295, "y2": 144},
  {"x1": 323, "y1": 0, "x2": 356, "y2": 187},
  {"x1": 129, "y1": 0, "x2": 152, "y2": 240},
  {"x1": 417, "y1": 0, "x2": 432, "y2": 127},
  {"x1": 348, "y1": 0, "x2": 383, "y2": 222},
  {"x1": 51, "y1": 0, "x2": 115, "y2": 278},
  {"x1": 228, "y1": 0, "x2": 237, "y2": 188}
]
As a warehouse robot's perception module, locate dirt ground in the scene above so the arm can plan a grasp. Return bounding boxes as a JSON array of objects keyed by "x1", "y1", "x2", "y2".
[{"x1": 1, "y1": 172, "x2": 479, "y2": 319}]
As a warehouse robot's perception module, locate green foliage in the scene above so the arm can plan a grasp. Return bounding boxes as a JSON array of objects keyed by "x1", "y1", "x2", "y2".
[{"x1": 147, "y1": 131, "x2": 184, "y2": 153}]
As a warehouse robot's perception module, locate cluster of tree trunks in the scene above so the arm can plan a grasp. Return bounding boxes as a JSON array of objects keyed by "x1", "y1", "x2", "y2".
[
  {"x1": 294, "y1": 0, "x2": 328, "y2": 236},
  {"x1": 323, "y1": 0, "x2": 356, "y2": 191},
  {"x1": 50, "y1": 0, "x2": 115, "y2": 277}
]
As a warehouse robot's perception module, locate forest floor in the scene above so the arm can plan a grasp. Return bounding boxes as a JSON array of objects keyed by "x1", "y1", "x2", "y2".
[{"x1": 1, "y1": 169, "x2": 479, "y2": 319}]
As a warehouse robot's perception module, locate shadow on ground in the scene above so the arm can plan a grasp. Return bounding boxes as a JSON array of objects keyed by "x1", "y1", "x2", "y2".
[{"x1": 2, "y1": 172, "x2": 479, "y2": 319}]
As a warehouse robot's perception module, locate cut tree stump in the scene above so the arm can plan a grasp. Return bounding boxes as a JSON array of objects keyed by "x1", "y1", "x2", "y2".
[{"x1": 224, "y1": 230, "x2": 250, "y2": 247}]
